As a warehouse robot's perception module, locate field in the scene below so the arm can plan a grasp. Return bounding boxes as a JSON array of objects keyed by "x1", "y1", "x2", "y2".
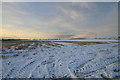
[{"x1": 1, "y1": 40, "x2": 119, "y2": 79}]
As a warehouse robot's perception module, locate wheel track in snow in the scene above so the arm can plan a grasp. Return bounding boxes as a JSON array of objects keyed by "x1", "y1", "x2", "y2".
[
  {"x1": 85, "y1": 62, "x2": 118, "y2": 78},
  {"x1": 41, "y1": 57, "x2": 56, "y2": 78},
  {"x1": 75, "y1": 56, "x2": 118, "y2": 78},
  {"x1": 76, "y1": 60, "x2": 118, "y2": 78},
  {"x1": 3, "y1": 66, "x2": 16, "y2": 78},
  {"x1": 26, "y1": 56, "x2": 56, "y2": 78},
  {"x1": 27, "y1": 62, "x2": 42, "y2": 78},
  {"x1": 17, "y1": 57, "x2": 44, "y2": 77},
  {"x1": 19, "y1": 60, "x2": 35, "y2": 72},
  {"x1": 74, "y1": 45, "x2": 118, "y2": 78},
  {"x1": 68, "y1": 46, "x2": 98, "y2": 77},
  {"x1": 77, "y1": 46, "x2": 98, "y2": 68},
  {"x1": 18, "y1": 55, "x2": 48, "y2": 77},
  {"x1": 2, "y1": 56, "x2": 37, "y2": 78}
]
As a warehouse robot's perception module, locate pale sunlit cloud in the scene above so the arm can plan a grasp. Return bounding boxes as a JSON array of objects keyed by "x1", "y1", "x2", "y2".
[
  {"x1": 2, "y1": 28, "x2": 49, "y2": 39},
  {"x1": 52, "y1": 32, "x2": 74, "y2": 39}
]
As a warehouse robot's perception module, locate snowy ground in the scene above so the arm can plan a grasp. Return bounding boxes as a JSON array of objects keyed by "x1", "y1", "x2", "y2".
[{"x1": 1, "y1": 40, "x2": 119, "y2": 78}]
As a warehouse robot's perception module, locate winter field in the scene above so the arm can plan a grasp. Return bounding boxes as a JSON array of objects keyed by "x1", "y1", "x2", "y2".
[{"x1": 1, "y1": 40, "x2": 119, "y2": 79}]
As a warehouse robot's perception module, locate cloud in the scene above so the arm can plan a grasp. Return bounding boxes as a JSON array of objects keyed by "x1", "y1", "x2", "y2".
[
  {"x1": 28, "y1": 16, "x2": 79, "y2": 34},
  {"x1": 71, "y1": 2, "x2": 97, "y2": 11},
  {"x1": 52, "y1": 32, "x2": 74, "y2": 39},
  {"x1": 60, "y1": 6, "x2": 87, "y2": 22},
  {"x1": 2, "y1": 3, "x2": 29, "y2": 15}
]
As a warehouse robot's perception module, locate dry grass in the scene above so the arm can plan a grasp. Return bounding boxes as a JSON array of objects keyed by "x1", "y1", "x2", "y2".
[
  {"x1": 2, "y1": 54, "x2": 19, "y2": 59},
  {"x1": 54, "y1": 41, "x2": 115, "y2": 45},
  {"x1": 22, "y1": 54, "x2": 29, "y2": 57},
  {"x1": 2, "y1": 40, "x2": 118, "y2": 47},
  {"x1": 2, "y1": 41, "x2": 63, "y2": 55},
  {"x1": 2, "y1": 41, "x2": 40, "y2": 50}
]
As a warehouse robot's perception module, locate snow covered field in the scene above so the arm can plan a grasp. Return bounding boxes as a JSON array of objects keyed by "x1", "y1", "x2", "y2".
[{"x1": 1, "y1": 40, "x2": 119, "y2": 78}]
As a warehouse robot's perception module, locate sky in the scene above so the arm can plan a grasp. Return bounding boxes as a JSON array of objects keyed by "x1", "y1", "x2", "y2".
[{"x1": 1, "y1": 2, "x2": 118, "y2": 39}]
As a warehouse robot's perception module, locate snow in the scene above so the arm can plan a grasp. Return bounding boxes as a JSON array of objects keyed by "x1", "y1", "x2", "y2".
[{"x1": 1, "y1": 41, "x2": 119, "y2": 78}]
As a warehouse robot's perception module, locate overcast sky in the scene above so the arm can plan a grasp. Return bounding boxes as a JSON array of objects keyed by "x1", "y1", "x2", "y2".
[{"x1": 2, "y1": 2, "x2": 118, "y2": 39}]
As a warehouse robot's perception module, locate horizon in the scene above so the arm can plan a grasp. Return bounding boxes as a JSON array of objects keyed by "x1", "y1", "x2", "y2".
[{"x1": 1, "y1": 2, "x2": 118, "y2": 39}]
